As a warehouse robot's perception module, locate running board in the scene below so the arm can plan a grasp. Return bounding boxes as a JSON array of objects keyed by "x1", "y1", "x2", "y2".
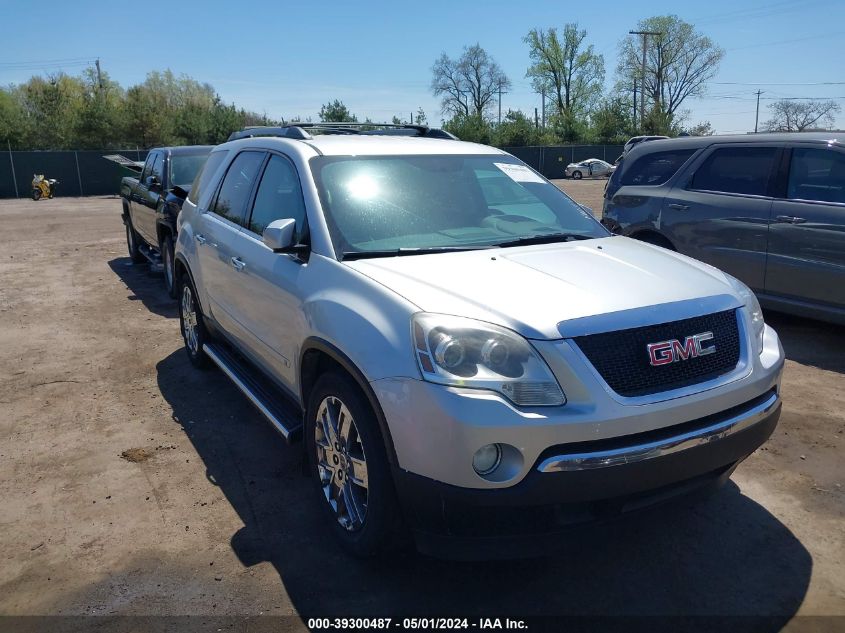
[
  {"x1": 203, "y1": 343, "x2": 303, "y2": 443},
  {"x1": 138, "y1": 243, "x2": 163, "y2": 272}
]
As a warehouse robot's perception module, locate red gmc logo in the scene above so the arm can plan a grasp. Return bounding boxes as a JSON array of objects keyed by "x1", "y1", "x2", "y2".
[{"x1": 647, "y1": 332, "x2": 716, "y2": 366}]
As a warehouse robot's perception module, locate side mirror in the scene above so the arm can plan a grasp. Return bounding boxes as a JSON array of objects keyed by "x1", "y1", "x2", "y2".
[
  {"x1": 262, "y1": 218, "x2": 297, "y2": 252},
  {"x1": 146, "y1": 175, "x2": 161, "y2": 189}
]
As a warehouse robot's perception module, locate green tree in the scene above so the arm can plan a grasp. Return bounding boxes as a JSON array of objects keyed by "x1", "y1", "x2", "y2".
[
  {"x1": 0, "y1": 88, "x2": 31, "y2": 148},
  {"x1": 589, "y1": 97, "x2": 633, "y2": 143},
  {"x1": 17, "y1": 73, "x2": 86, "y2": 149},
  {"x1": 617, "y1": 15, "x2": 724, "y2": 129},
  {"x1": 492, "y1": 110, "x2": 539, "y2": 147},
  {"x1": 319, "y1": 99, "x2": 357, "y2": 122},
  {"x1": 443, "y1": 113, "x2": 492, "y2": 144},
  {"x1": 524, "y1": 24, "x2": 604, "y2": 123},
  {"x1": 414, "y1": 107, "x2": 428, "y2": 126}
]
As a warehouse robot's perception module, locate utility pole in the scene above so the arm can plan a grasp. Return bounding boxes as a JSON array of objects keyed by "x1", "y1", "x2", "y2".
[
  {"x1": 754, "y1": 90, "x2": 763, "y2": 133},
  {"x1": 633, "y1": 79, "x2": 638, "y2": 130},
  {"x1": 95, "y1": 58, "x2": 103, "y2": 89},
  {"x1": 629, "y1": 30, "x2": 660, "y2": 129},
  {"x1": 497, "y1": 82, "x2": 508, "y2": 125},
  {"x1": 541, "y1": 90, "x2": 546, "y2": 129}
]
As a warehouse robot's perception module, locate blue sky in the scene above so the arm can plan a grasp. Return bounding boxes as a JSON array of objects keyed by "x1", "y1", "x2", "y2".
[{"x1": 1, "y1": 0, "x2": 843, "y2": 134}]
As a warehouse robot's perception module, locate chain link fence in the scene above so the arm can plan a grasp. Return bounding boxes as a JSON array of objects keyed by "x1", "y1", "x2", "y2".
[
  {"x1": 504, "y1": 145, "x2": 625, "y2": 179},
  {"x1": 0, "y1": 149, "x2": 149, "y2": 199},
  {"x1": 0, "y1": 145, "x2": 624, "y2": 199}
]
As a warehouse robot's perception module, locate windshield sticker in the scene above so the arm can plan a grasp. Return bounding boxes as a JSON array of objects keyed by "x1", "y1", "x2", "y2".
[{"x1": 494, "y1": 162, "x2": 545, "y2": 184}]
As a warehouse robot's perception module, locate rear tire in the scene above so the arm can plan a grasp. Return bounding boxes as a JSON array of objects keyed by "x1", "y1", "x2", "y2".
[
  {"x1": 305, "y1": 371, "x2": 404, "y2": 557},
  {"x1": 178, "y1": 274, "x2": 210, "y2": 370},
  {"x1": 125, "y1": 218, "x2": 145, "y2": 263},
  {"x1": 162, "y1": 234, "x2": 177, "y2": 299},
  {"x1": 572, "y1": 171, "x2": 583, "y2": 180}
]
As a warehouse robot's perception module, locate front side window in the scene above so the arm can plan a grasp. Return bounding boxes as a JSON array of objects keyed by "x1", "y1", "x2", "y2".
[
  {"x1": 787, "y1": 147, "x2": 845, "y2": 204},
  {"x1": 140, "y1": 153, "x2": 155, "y2": 182},
  {"x1": 150, "y1": 153, "x2": 164, "y2": 183},
  {"x1": 310, "y1": 155, "x2": 606, "y2": 256},
  {"x1": 210, "y1": 151, "x2": 265, "y2": 225},
  {"x1": 620, "y1": 149, "x2": 696, "y2": 186},
  {"x1": 690, "y1": 146, "x2": 778, "y2": 196},
  {"x1": 248, "y1": 154, "x2": 307, "y2": 239}
]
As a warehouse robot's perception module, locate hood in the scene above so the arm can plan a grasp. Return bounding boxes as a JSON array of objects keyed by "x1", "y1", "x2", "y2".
[{"x1": 345, "y1": 236, "x2": 740, "y2": 340}]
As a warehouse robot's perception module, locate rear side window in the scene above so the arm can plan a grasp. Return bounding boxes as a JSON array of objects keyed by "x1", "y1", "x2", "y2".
[
  {"x1": 210, "y1": 151, "x2": 265, "y2": 225},
  {"x1": 620, "y1": 149, "x2": 696, "y2": 186},
  {"x1": 690, "y1": 147, "x2": 778, "y2": 196},
  {"x1": 189, "y1": 151, "x2": 227, "y2": 206},
  {"x1": 248, "y1": 154, "x2": 307, "y2": 239},
  {"x1": 787, "y1": 148, "x2": 845, "y2": 204}
]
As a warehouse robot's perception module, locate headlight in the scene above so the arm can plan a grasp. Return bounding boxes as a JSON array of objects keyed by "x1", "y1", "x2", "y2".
[
  {"x1": 411, "y1": 313, "x2": 565, "y2": 407},
  {"x1": 725, "y1": 274, "x2": 764, "y2": 354}
]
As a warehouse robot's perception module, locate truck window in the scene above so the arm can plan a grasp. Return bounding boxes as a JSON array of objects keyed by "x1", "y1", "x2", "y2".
[
  {"x1": 150, "y1": 153, "x2": 164, "y2": 184},
  {"x1": 189, "y1": 151, "x2": 227, "y2": 207},
  {"x1": 140, "y1": 153, "x2": 155, "y2": 182}
]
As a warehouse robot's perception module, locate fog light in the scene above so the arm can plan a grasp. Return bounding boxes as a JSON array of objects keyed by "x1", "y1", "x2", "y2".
[{"x1": 472, "y1": 443, "x2": 502, "y2": 476}]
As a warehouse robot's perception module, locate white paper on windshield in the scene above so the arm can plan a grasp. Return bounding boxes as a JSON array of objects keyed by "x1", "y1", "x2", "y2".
[{"x1": 494, "y1": 162, "x2": 545, "y2": 184}]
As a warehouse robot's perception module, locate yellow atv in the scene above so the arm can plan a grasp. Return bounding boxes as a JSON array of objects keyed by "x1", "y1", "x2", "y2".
[{"x1": 31, "y1": 174, "x2": 59, "y2": 200}]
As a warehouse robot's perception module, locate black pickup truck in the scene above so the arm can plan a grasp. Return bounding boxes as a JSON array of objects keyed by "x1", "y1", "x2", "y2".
[{"x1": 120, "y1": 146, "x2": 212, "y2": 297}]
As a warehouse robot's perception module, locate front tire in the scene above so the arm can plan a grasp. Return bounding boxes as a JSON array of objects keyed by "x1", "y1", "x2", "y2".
[
  {"x1": 178, "y1": 274, "x2": 210, "y2": 369},
  {"x1": 572, "y1": 171, "x2": 583, "y2": 180},
  {"x1": 162, "y1": 234, "x2": 176, "y2": 298},
  {"x1": 31, "y1": 189, "x2": 41, "y2": 201},
  {"x1": 306, "y1": 371, "x2": 404, "y2": 557}
]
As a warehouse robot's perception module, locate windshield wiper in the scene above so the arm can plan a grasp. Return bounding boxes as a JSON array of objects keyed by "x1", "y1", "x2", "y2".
[
  {"x1": 342, "y1": 245, "x2": 494, "y2": 261},
  {"x1": 493, "y1": 233, "x2": 593, "y2": 248}
]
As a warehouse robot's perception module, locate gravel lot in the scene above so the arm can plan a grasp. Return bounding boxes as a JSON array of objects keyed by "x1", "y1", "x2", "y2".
[{"x1": 1, "y1": 190, "x2": 843, "y2": 626}]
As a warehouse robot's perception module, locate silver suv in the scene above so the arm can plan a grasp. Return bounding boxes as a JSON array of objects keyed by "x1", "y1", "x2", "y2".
[{"x1": 175, "y1": 123, "x2": 784, "y2": 558}]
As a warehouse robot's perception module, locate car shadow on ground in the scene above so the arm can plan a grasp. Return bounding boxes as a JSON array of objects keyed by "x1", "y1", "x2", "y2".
[
  {"x1": 764, "y1": 311, "x2": 845, "y2": 374},
  {"x1": 155, "y1": 348, "x2": 812, "y2": 623},
  {"x1": 107, "y1": 257, "x2": 176, "y2": 319}
]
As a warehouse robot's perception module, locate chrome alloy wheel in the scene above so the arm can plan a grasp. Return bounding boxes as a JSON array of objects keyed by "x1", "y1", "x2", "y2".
[
  {"x1": 181, "y1": 284, "x2": 199, "y2": 354},
  {"x1": 315, "y1": 395, "x2": 369, "y2": 531}
]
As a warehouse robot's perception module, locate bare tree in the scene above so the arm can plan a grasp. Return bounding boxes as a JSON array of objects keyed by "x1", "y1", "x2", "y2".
[
  {"x1": 431, "y1": 44, "x2": 510, "y2": 119},
  {"x1": 524, "y1": 24, "x2": 605, "y2": 118},
  {"x1": 617, "y1": 15, "x2": 724, "y2": 122},
  {"x1": 764, "y1": 99, "x2": 841, "y2": 132}
]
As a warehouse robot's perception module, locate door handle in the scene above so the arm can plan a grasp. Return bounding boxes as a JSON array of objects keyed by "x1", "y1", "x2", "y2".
[
  {"x1": 230, "y1": 256, "x2": 247, "y2": 272},
  {"x1": 775, "y1": 215, "x2": 807, "y2": 224},
  {"x1": 668, "y1": 203, "x2": 690, "y2": 211},
  {"x1": 195, "y1": 234, "x2": 207, "y2": 245}
]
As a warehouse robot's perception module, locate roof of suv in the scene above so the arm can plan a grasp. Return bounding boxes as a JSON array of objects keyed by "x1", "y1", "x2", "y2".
[
  {"x1": 301, "y1": 134, "x2": 507, "y2": 157},
  {"x1": 628, "y1": 131, "x2": 844, "y2": 155}
]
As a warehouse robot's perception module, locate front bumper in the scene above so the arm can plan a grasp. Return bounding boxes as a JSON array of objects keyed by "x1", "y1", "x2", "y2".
[{"x1": 392, "y1": 389, "x2": 780, "y2": 558}]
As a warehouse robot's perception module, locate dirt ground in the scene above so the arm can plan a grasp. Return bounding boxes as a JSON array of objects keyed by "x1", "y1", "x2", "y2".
[{"x1": 0, "y1": 190, "x2": 843, "y2": 628}]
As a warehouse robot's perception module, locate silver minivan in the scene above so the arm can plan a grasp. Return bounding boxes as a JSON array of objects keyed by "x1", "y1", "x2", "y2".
[{"x1": 603, "y1": 132, "x2": 845, "y2": 325}]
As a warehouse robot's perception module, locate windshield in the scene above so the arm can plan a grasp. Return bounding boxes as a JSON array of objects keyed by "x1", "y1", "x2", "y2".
[
  {"x1": 170, "y1": 154, "x2": 210, "y2": 188},
  {"x1": 310, "y1": 155, "x2": 607, "y2": 256}
]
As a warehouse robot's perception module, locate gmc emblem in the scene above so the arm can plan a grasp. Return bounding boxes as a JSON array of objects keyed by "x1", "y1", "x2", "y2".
[{"x1": 648, "y1": 332, "x2": 716, "y2": 366}]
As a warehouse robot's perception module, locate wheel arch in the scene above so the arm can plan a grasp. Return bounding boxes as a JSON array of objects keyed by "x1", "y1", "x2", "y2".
[
  {"x1": 630, "y1": 229, "x2": 677, "y2": 251},
  {"x1": 299, "y1": 338, "x2": 399, "y2": 465},
  {"x1": 173, "y1": 254, "x2": 208, "y2": 317}
]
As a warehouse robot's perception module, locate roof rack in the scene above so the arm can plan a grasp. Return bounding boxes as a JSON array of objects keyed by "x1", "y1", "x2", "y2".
[{"x1": 227, "y1": 122, "x2": 457, "y2": 142}]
